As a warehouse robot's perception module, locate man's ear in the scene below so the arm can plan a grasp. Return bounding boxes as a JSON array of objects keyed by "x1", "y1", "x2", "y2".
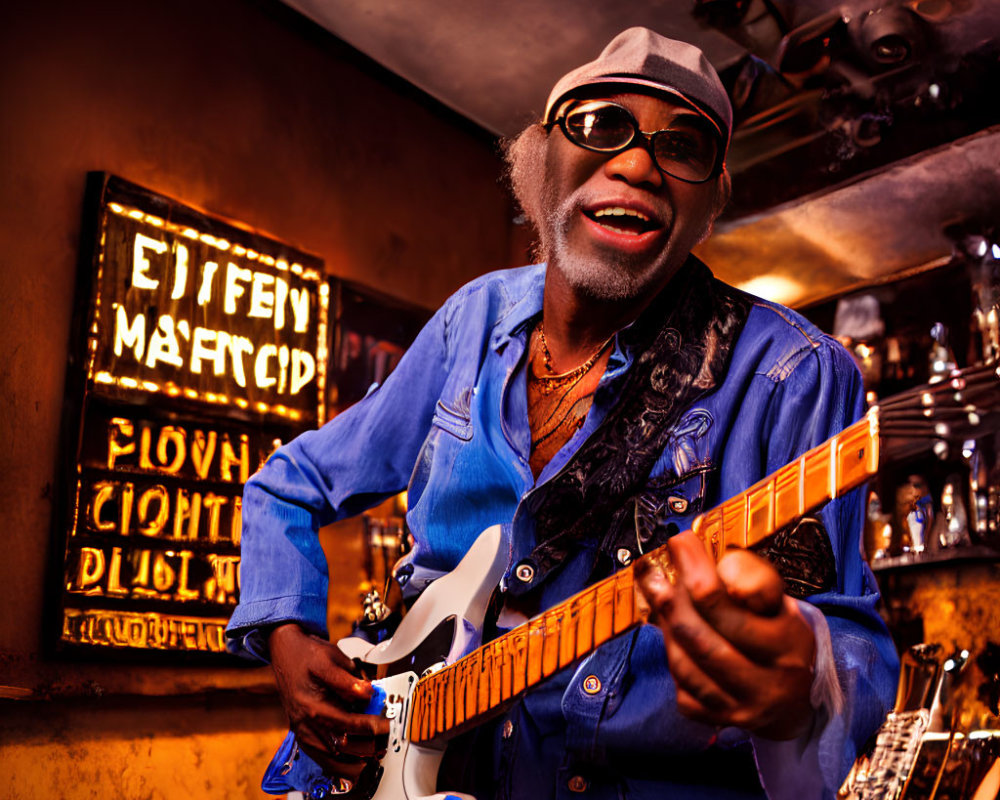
[
  {"x1": 712, "y1": 168, "x2": 732, "y2": 219},
  {"x1": 696, "y1": 168, "x2": 732, "y2": 245}
]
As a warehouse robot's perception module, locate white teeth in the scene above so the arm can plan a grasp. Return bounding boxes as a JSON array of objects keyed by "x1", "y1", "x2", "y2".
[{"x1": 593, "y1": 206, "x2": 650, "y2": 221}]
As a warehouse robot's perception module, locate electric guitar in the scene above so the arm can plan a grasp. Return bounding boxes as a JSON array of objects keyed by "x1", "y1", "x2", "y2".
[{"x1": 275, "y1": 364, "x2": 1000, "y2": 800}]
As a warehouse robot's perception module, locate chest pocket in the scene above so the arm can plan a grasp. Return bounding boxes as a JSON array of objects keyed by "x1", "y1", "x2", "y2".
[{"x1": 431, "y1": 389, "x2": 473, "y2": 441}]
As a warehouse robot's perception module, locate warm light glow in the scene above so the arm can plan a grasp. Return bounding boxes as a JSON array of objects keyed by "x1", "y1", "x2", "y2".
[
  {"x1": 109, "y1": 203, "x2": 124, "y2": 214},
  {"x1": 142, "y1": 381, "x2": 159, "y2": 392},
  {"x1": 95, "y1": 372, "x2": 114, "y2": 384},
  {"x1": 235, "y1": 398, "x2": 249, "y2": 408},
  {"x1": 120, "y1": 377, "x2": 139, "y2": 389},
  {"x1": 128, "y1": 209, "x2": 144, "y2": 220},
  {"x1": 735, "y1": 276, "x2": 803, "y2": 305},
  {"x1": 260, "y1": 255, "x2": 275, "y2": 266},
  {"x1": 182, "y1": 228, "x2": 199, "y2": 240},
  {"x1": 276, "y1": 259, "x2": 289, "y2": 271}
]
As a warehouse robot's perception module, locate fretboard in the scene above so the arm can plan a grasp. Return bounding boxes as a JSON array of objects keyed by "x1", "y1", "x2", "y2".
[{"x1": 407, "y1": 408, "x2": 880, "y2": 745}]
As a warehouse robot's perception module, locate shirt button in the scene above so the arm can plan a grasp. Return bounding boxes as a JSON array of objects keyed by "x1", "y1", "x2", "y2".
[
  {"x1": 568, "y1": 775, "x2": 588, "y2": 792},
  {"x1": 582, "y1": 675, "x2": 602, "y2": 694},
  {"x1": 502, "y1": 719, "x2": 514, "y2": 739},
  {"x1": 615, "y1": 547, "x2": 632, "y2": 566},
  {"x1": 515, "y1": 562, "x2": 535, "y2": 582}
]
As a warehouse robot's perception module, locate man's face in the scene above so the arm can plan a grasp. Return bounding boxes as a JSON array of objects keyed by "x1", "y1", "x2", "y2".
[{"x1": 539, "y1": 92, "x2": 724, "y2": 303}]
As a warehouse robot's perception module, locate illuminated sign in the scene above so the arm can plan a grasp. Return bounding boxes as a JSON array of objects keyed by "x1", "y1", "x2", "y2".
[{"x1": 56, "y1": 174, "x2": 328, "y2": 655}]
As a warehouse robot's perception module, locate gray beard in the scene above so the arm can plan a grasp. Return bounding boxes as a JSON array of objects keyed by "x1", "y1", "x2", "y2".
[{"x1": 540, "y1": 186, "x2": 679, "y2": 303}]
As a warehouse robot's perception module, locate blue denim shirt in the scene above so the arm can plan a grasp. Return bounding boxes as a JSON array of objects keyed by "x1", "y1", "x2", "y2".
[{"x1": 227, "y1": 263, "x2": 898, "y2": 800}]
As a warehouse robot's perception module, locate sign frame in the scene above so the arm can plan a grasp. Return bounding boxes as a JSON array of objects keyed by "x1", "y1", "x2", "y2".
[{"x1": 49, "y1": 173, "x2": 329, "y2": 660}]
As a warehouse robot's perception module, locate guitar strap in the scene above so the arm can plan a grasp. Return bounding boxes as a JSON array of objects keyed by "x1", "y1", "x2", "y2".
[{"x1": 512, "y1": 256, "x2": 753, "y2": 595}]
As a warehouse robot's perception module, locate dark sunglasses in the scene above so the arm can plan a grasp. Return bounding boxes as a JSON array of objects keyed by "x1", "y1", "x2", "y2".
[{"x1": 548, "y1": 99, "x2": 724, "y2": 184}]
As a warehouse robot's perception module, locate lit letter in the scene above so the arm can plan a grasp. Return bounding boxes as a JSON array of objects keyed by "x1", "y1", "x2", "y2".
[
  {"x1": 171, "y1": 243, "x2": 189, "y2": 299},
  {"x1": 190, "y1": 328, "x2": 228, "y2": 376},
  {"x1": 74, "y1": 547, "x2": 105, "y2": 593},
  {"x1": 274, "y1": 277, "x2": 289, "y2": 330},
  {"x1": 145, "y1": 315, "x2": 185, "y2": 369},
  {"x1": 107, "y1": 418, "x2": 136, "y2": 470},
  {"x1": 130, "y1": 550, "x2": 157, "y2": 598},
  {"x1": 139, "y1": 424, "x2": 153, "y2": 470},
  {"x1": 175, "y1": 551, "x2": 200, "y2": 601},
  {"x1": 290, "y1": 349, "x2": 316, "y2": 394},
  {"x1": 156, "y1": 426, "x2": 186, "y2": 473},
  {"x1": 191, "y1": 431, "x2": 217, "y2": 480},
  {"x1": 230, "y1": 495, "x2": 242, "y2": 546},
  {"x1": 89, "y1": 482, "x2": 116, "y2": 532},
  {"x1": 248, "y1": 272, "x2": 276, "y2": 319},
  {"x1": 228, "y1": 336, "x2": 253, "y2": 387},
  {"x1": 198, "y1": 261, "x2": 219, "y2": 305},
  {"x1": 132, "y1": 233, "x2": 166, "y2": 290},
  {"x1": 219, "y1": 434, "x2": 249, "y2": 483},
  {"x1": 152, "y1": 552, "x2": 175, "y2": 592},
  {"x1": 206, "y1": 554, "x2": 240, "y2": 604},
  {"x1": 290, "y1": 287, "x2": 310, "y2": 333},
  {"x1": 137, "y1": 485, "x2": 169, "y2": 537},
  {"x1": 254, "y1": 345, "x2": 277, "y2": 389},
  {"x1": 203, "y1": 493, "x2": 229, "y2": 542},
  {"x1": 277, "y1": 345, "x2": 289, "y2": 394},
  {"x1": 173, "y1": 488, "x2": 201, "y2": 540},
  {"x1": 223, "y1": 262, "x2": 253, "y2": 314},
  {"x1": 120, "y1": 482, "x2": 134, "y2": 536},
  {"x1": 106, "y1": 547, "x2": 128, "y2": 597},
  {"x1": 113, "y1": 306, "x2": 146, "y2": 362}
]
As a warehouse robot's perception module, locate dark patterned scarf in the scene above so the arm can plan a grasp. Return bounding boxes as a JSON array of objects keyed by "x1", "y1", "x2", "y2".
[{"x1": 510, "y1": 256, "x2": 753, "y2": 592}]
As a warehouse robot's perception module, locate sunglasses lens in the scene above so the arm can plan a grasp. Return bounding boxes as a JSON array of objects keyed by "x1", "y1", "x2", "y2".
[
  {"x1": 563, "y1": 103, "x2": 635, "y2": 151},
  {"x1": 652, "y1": 123, "x2": 719, "y2": 183},
  {"x1": 560, "y1": 101, "x2": 721, "y2": 183}
]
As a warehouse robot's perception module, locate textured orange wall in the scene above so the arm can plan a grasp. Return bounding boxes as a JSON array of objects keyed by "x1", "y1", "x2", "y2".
[{"x1": 0, "y1": 0, "x2": 516, "y2": 795}]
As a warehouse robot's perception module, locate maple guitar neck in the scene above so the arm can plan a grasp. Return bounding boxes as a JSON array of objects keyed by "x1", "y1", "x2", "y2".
[{"x1": 407, "y1": 408, "x2": 882, "y2": 746}]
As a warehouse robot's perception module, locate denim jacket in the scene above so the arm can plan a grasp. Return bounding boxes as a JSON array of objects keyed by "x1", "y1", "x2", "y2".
[{"x1": 227, "y1": 263, "x2": 898, "y2": 800}]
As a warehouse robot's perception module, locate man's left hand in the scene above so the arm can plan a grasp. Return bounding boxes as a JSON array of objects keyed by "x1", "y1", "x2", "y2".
[{"x1": 635, "y1": 530, "x2": 816, "y2": 740}]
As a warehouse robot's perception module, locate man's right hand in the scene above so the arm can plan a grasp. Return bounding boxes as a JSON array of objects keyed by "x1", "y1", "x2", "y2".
[{"x1": 268, "y1": 622, "x2": 391, "y2": 782}]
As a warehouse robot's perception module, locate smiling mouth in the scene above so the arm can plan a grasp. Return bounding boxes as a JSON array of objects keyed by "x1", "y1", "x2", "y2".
[{"x1": 582, "y1": 206, "x2": 660, "y2": 236}]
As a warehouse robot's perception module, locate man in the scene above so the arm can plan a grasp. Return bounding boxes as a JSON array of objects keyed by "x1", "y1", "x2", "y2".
[{"x1": 227, "y1": 27, "x2": 898, "y2": 799}]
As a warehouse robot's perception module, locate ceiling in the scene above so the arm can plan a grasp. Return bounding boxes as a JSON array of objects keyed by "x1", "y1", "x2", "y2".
[{"x1": 282, "y1": 0, "x2": 1000, "y2": 308}]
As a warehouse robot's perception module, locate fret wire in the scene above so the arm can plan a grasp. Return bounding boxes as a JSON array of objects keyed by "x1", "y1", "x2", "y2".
[
  {"x1": 542, "y1": 610, "x2": 561, "y2": 677},
  {"x1": 526, "y1": 617, "x2": 544, "y2": 686},
  {"x1": 488, "y1": 640, "x2": 502, "y2": 709},
  {"x1": 443, "y1": 666, "x2": 454, "y2": 732},
  {"x1": 593, "y1": 579, "x2": 614, "y2": 646},
  {"x1": 408, "y1": 684, "x2": 422, "y2": 743},
  {"x1": 500, "y1": 635, "x2": 513, "y2": 701},
  {"x1": 511, "y1": 628, "x2": 528, "y2": 695},
  {"x1": 467, "y1": 650, "x2": 481, "y2": 722},
  {"x1": 433, "y1": 673, "x2": 444, "y2": 738},
  {"x1": 421, "y1": 682, "x2": 430, "y2": 742},
  {"x1": 613, "y1": 570, "x2": 634, "y2": 634},
  {"x1": 478, "y1": 646, "x2": 491, "y2": 717},
  {"x1": 454, "y1": 661, "x2": 466, "y2": 727},
  {"x1": 578, "y1": 588, "x2": 595, "y2": 656},
  {"x1": 560, "y1": 598, "x2": 578, "y2": 668}
]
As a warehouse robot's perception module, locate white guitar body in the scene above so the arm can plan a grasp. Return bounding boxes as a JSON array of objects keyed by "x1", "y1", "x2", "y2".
[{"x1": 336, "y1": 524, "x2": 509, "y2": 800}]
